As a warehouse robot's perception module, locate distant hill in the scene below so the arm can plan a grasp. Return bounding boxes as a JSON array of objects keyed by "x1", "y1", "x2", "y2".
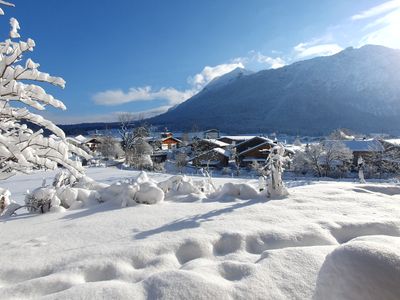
[{"x1": 149, "y1": 45, "x2": 400, "y2": 135}]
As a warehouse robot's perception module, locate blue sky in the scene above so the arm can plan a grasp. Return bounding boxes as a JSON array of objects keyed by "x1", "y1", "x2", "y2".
[{"x1": 3, "y1": 0, "x2": 400, "y2": 124}]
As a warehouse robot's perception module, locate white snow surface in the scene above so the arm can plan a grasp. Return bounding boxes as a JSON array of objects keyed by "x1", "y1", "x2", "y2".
[{"x1": 1, "y1": 167, "x2": 400, "y2": 299}]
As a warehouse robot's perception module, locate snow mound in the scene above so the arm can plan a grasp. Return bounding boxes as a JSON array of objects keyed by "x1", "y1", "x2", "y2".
[
  {"x1": 314, "y1": 235, "x2": 400, "y2": 300},
  {"x1": 212, "y1": 182, "x2": 259, "y2": 201},
  {"x1": 135, "y1": 182, "x2": 164, "y2": 205}
]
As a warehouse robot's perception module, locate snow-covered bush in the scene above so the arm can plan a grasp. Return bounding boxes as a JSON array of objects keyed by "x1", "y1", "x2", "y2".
[
  {"x1": 53, "y1": 170, "x2": 77, "y2": 188},
  {"x1": 99, "y1": 182, "x2": 138, "y2": 207},
  {"x1": 0, "y1": 2, "x2": 90, "y2": 181},
  {"x1": 25, "y1": 187, "x2": 62, "y2": 213},
  {"x1": 158, "y1": 175, "x2": 201, "y2": 195},
  {"x1": 0, "y1": 187, "x2": 11, "y2": 214},
  {"x1": 221, "y1": 167, "x2": 231, "y2": 175},
  {"x1": 212, "y1": 182, "x2": 259, "y2": 200},
  {"x1": 135, "y1": 181, "x2": 164, "y2": 205}
]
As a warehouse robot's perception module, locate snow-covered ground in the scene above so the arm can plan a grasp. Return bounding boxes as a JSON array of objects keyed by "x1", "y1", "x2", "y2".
[{"x1": 1, "y1": 167, "x2": 400, "y2": 299}]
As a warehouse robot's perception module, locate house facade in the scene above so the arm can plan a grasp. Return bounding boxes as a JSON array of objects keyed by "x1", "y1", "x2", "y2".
[
  {"x1": 191, "y1": 147, "x2": 230, "y2": 169},
  {"x1": 203, "y1": 129, "x2": 220, "y2": 139},
  {"x1": 161, "y1": 136, "x2": 182, "y2": 150}
]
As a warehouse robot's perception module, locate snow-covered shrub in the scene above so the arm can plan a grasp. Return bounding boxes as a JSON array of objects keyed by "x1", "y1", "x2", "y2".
[
  {"x1": 250, "y1": 160, "x2": 268, "y2": 176},
  {"x1": 292, "y1": 150, "x2": 310, "y2": 175},
  {"x1": 56, "y1": 186, "x2": 101, "y2": 209},
  {"x1": 214, "y1": 182, "x2": 259, "y2": 200},
  {"x1": 25, "y1": 187, "x2": 61, "y2": 213},
  {"x1": 0, "y1": 188, "x2": 11, "y2": 214},
  {"x1": 73, "y1": 175, "x2": 108, "y2": 191},
  {"x1": 221, "y1": 167, "x2": 231, "y2": 175},
  {"x1": 99, "y1": 182, "x2": 139, "y2": 207},
  {"x1": 135, "y1": 182, "x2": 164, "y2": 205},
  {"x1": 158, "y1": 175, "x2": 201, "y2": 195},
  {"x1": 53, "y1": 170, "x2": 77, "y2": 188},
  {"x1": 0, "y1": 2, "x2": 90, "y2": 180},
  {"x1": 153, "y1": 162, "x2": 165, "y2": 173}
]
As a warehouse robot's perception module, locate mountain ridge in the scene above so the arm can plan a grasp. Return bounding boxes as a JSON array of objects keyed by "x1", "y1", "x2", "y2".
[{"x1": 149, "y1": 45, "x2": 400, "y2": 135}]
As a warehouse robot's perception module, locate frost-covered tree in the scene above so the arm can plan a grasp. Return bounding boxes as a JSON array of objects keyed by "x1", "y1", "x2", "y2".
[
  {"x1": 293, "y1": 142, "x2": 352, "y2": 178},
  {"x1": 175, "y1": 151, "x2": 188, "y2": 173},
  {"x1": 118, "y1": 113, "x2": 153, "y2": 169},
  {"x1": 322, "y1": 141, "x2": 353, "y2": 177},
  {"x1": 357, "y1": 156, "x2": 366, "y2": 183},
  {"x1": 0, "y1": 2, "x2": 90, "y2": 180},
  {"x1": 265, "y1": 144, "x2": 288, "y2": 197},
  {"x1": 328, "y1": 128, "x2": 356, "y2": 140},
  {"x1": 97, "y1": 135, "x2": 123, "y2": 159},
  {"x1": 231, "y1": 147, "x2": 241, "y2": 176}
]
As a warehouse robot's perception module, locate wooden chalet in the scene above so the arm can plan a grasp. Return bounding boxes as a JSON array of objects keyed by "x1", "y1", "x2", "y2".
[
  {"x1": 203, "y1": 129, "x2": 220, "y2": 139},
  {"x1": 161, "y1": 136, "x2": 182, "y2": 150},
  {"x1": 191, "y1": 147, "x2": 230, "y2": 169},
  {"x1": 190, "y1": 139, "x2": 229, "y2": 153},
  {"x1": 238, "y1": 140, "x2": 276, "y2": 167},
  {"x1": 84, "y1": 137, "x2": 103, "y2": 152},
  {"x1": 235, "y1": 136, "x2": 274, "y2": 154},
  {"x1": 325, "y1": 139, "x2": 384, "y2": 165},
  {"x1": 218, "y1": 136, "x2": 255, "y2": 146},
  {"x1": 151, "y1": 151, "x2": 168, "y2": 163}
]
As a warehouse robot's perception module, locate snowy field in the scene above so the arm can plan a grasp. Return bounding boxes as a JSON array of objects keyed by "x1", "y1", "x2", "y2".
[{"x1": 1, "y1": 167, "x2": 400, "y2": 299}]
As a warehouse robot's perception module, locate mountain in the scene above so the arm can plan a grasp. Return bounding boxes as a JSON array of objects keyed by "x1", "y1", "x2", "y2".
[
  {"x1": 149, "y1": 45, "x2": 400, "y2": 135},
  {"x1": 204, "y1": 67, "x2": 254, "y2": 91}
]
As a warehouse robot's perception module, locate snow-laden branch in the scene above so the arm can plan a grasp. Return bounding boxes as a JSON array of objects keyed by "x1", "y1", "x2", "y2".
[{"x1": 0, "y1": 2, "x2": 91, "y2": 180}]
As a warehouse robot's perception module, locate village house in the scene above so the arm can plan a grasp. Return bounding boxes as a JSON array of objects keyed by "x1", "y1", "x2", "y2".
[
  {"x1": 190, "y1": 138, "x2": 229, "y2": 153},
  {"x1": 191, "y1": 147, "x2": 230, "y2": 169},
  {"x1": 218, "y1": 135, "x2": 255, "y2": 146},
  {"x1": 325, "y1": 139, "x2": 384, "y2": 166},
  {"x1": 203, "y1": 129, "x2": 220, "y2": 139},
  {"x1": 235, "y1": 136, "x2": 274, "y2": 154},
  {"x1": 161, "y1": 136, "x2": 182, "y2": 150},
  {"x1": 84, "y1": 137, "x2": 103, "y2": 152},
  {"x1": 238, "y1": 140, "x2": 276, "y2": 167}
]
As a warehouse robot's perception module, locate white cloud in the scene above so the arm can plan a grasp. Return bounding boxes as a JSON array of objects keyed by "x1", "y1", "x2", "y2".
[
  {"x1": 254, "y1": 53, "x2": 286, "y2": 69},
  {"x1": 93, "y1": 61, "x2": 245, "y2": 108},
  {"x1": 46, "y1": 112, "x2": 121, "y2": 125},
  {"x1": 93, "y1": 86, "x2": 194, "y2": 106},
  {"x1": 353, "y1": 2, "x2": 400, "y2": 49},
  {"x1": 351, "y1": 0, "x2": 400, "y2": 20},
  {"x1": 294, "y1": 42, "x2": 343, "y2": 59},
  {"x1": 233, "y1": 51, "x2": 286, "y2": 69},
  {"x1": 50, "y1": 106, "x2": 173, "y2": 125},
  {"x1": 187, "y1": 62, "x2": 245, "y2": 91}
]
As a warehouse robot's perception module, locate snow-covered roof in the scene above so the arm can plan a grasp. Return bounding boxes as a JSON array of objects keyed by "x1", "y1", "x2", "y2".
[
  {"x1": 212, "y1": 147, "x2": 231, "y2": 157},
  {"x1": 239, "y1": 140, "x2": 275, "y2": 156},
  {"x1": 235, "y1": 136, "x2": 274, "y2": 148},
  {"x1": 189, "y1": 147, "x2": 230, "y2": 161},
  {"x1": 242, "y1": 158, "x2": 266, "y2": 162},
  {"x1": 162, "y1": 136, "x2": 182, "y2": 143},
  {"x1": 384, "y1": 139, "x2": 400, "y2": 146},
  {"x1": 75, "y1": 135, "x2": 87, "y2": 143},
  {"x1": 220, "y1": 135, "x2": 256, "y2": 141},
  {"x1": 203, "y1": 139, "x2": 229, "y2": 147},
  {"x1": 327, "y1": 139, "x2": 384, "y2": 152}
]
